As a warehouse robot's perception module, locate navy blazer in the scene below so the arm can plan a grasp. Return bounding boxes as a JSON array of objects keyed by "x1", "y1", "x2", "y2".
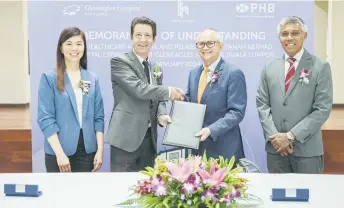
[
  {"x1": 185, "y1": 58, "x2": 247, "y2": 161},
  {"x1": 37, "y1": 68, "x2": 104, "y2": 156}
]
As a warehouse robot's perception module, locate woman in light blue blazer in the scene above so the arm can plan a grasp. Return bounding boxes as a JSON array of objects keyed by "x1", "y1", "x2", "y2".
[{"x1": 37, "y1": 27, "x2": 105, "y2": 172}]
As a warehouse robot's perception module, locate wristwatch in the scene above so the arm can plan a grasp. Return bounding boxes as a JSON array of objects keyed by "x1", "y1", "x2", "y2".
[{"x1": 287, "y1": 132, "x2": 294, "y2": 143}]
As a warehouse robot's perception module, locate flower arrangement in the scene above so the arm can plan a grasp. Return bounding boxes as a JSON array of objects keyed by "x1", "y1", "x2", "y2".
[
  {"x1": 78, "y1": 80, "x2": 91, "y2": 96},
  {"x1": 299, "y1": 69, "x2": 310, "y2": 87},
  {"x1": 118, "y1": 152, "x2": 260, "y2": 208}
]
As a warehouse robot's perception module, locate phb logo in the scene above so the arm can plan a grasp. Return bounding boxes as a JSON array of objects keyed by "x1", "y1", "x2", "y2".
[
  {"x1": 236, "y1": 3, "x2": 275, "y2": 13},
  {"x1": 236, "y1": 4, "x2": 249, "y2": 13},
  {"x1": 177, "y1": 0, "x2": 189, "y2": 18},
  {"x1": 62, "y1": 5, "x2": 81, "y2": 16}
]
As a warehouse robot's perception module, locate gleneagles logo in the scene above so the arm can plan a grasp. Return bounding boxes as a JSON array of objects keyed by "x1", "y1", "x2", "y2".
[{"x1": 62, "y1": 5, "x2": 81, "y2": 16}]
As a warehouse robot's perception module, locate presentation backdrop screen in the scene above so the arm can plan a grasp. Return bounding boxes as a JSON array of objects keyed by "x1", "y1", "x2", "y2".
[{"x1": 28, "y1": 0, "x2": 314, "y2": 172}]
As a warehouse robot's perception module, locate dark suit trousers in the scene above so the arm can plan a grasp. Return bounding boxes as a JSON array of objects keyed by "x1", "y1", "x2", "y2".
[
  {"x1": 110, "y1": 127, "x2": 155, "y2": 172},
  {"x1": 45, "y1": 129, "x2": 96, "y2": 172}
]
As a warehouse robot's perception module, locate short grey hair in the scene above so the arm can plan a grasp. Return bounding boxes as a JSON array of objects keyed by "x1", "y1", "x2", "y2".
[
  {"x1": 276, "y1": 16, "x2": 308, "y2": 34},
  {"x1": 200, "y1": 28, "x2": 222, "y2": 42}
]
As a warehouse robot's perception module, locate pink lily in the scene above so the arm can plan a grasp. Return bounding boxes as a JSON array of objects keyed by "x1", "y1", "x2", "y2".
[
  {"x1": 164, "y1": 158, "x2": 201, "y2": 183},
  {"x1": 197, "y1": 160, "x2": 227, "y2": 188}
]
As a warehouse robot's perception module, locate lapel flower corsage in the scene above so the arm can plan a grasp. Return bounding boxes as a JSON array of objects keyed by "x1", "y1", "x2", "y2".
[
  {"x1": 78, "y1": 80, "x2": 91, "y2": 96},
  {"x1": 153, "y1": 65, "x2": 162, "y2": 79},
  {"x1": 299, "y1": 69, "x2": 310, "y2": 87},
  {"x1": 210, "y1": 71, "x2": 220, "y2": 86}
]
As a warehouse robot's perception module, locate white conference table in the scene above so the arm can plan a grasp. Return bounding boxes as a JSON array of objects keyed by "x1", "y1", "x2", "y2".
[{"x1": 0, "y1": 172, "x2": 342, "y2": 208}]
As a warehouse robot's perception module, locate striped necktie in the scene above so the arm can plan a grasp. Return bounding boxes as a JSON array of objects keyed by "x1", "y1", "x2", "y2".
[{"x1": 285, "y1": 57, "x2": 296, "y2": 92}]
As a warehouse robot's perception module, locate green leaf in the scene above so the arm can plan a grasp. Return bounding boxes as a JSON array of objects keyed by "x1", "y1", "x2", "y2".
[
  {"x1": 219, "y1": 203, "x2": 228, "y2": 208},
  {"x1": 227, "y1": 156, "x2": 235, "y2": 171},
  {"x1": 145, "y1": 167, "x2": 155, "y2": 173},
  {"x1": 193, "y1": 197, "x2": 199, "y2": 204},
  {"x1": 163, "y1": 197, "x2": 170, "y2": 208},
  {"x1": 202, "y1": 150, "x2": 208, "y2": 164},
  {"x1": 229, "y1": 166, "x2": 244, "y2": 175},
  {"x1": 205, "y1": 199, "x2": 214, "y2": 208},
  {"x1": 139, "y1": 196, "x2": 161, "y2": 208},
  {"x1": 116, "y1": 198, "x2": 139, "y2": 206},
  {"x1": 219, "y1": 156, "x2": 225, "y2": 168},
  {"x1": 139, "y1": 170, "x2": 154, "y2": 177},
  {"x1": 216, "y1": 202, "x2": 220, "y2": 208}
]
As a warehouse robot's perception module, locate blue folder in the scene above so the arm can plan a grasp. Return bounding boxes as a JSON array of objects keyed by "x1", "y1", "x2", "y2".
[
  {"x1": 4, "y1": 184, "x2": 42, "y2": 197},
  {"x1": 271, "y1": 188, "x2": 309, "y2": 202}
]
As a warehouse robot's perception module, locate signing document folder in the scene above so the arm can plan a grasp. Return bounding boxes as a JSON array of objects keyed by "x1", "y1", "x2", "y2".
[{"x1": 163, "y1": 100, "x2": 206, "y2": 149}]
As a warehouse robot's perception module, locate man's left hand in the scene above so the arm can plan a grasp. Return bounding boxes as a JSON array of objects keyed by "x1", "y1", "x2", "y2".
[
  {"x1": 195, "y1": 128, "x2": 211, "y2": 141},
  {"x1": 158, "y1": 115, "x2": 172, "y2": 127},
  {"x1": 270, "y1": 133, "x2": 290, "y2": 153}
]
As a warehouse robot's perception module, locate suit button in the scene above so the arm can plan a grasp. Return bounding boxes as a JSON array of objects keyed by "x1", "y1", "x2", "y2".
[
  {"x1": 283, "y1": 103, "x2": 286, "y2": 106},
  {"x1": 283, "y1": 119, "x2": 286, "y2": 123}
]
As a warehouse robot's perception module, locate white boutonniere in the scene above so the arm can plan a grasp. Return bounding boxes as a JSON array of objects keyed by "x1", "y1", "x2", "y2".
[
  {"x1": 153, "y1": 65, "x2": 162, "y2": 79},
  {"x1": 78, "y1": 80, "x2": 91, "y2": 96},
  {"x1": 299, "y1": 69, "x2": 310, "y2": 87}
]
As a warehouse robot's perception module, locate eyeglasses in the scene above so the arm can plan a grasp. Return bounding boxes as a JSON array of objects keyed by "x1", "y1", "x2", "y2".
[{"x1": 196, "y1": 41, "x2": 219, "y2": 49}]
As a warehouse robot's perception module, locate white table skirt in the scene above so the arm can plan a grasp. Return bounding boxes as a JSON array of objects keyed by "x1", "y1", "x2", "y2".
[{"x1": 0, "y1": 172, "x2": 342, "y2": 208}]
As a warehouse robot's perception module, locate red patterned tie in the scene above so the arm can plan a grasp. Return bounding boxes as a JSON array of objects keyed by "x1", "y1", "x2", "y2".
[{"x1": 285, "y1": 57, "x2": 296, "y2": 92}]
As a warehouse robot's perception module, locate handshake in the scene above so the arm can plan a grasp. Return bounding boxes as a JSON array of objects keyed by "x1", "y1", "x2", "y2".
[{"x1": 169, "y1": 87, "x2": 185, "y2": 101}]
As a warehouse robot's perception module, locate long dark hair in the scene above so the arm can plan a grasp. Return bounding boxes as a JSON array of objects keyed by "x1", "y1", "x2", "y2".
[{"x1": 56, "y1": 27, "x2": 87, "y2": 92}]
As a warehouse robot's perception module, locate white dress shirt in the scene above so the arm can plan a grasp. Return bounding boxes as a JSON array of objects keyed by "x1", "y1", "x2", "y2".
[
  {"x1": 284, "y1": 47, "x2": 304, "y2": 78},
  {"x1": 133, "y1": 51, "x2": 153, "y2": 82},
  {"x1": 74, "y1": 88, "x2": 83, "y2": 128},
  {"x1": 67, "y1": 70, "x2": 83, "y2": 128},
  {"x1": 199, "y1": 55, "x2": 222, "y2": 88}
]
